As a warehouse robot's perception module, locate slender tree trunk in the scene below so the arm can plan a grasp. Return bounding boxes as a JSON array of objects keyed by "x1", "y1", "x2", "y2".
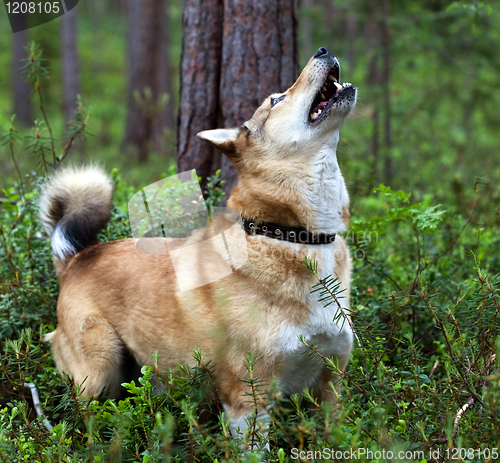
[
  {"x1": 61, "y1": 8, "x2": 80, "y2": 123},
  {"x1": 89, "y1": 0, "x2": 103, "y2": 79},
  {"x1": 124, "y1": 0, "x2": 172, "y2": 162},
  {"x1": 12, "y1": 16, "x2": 31, "y2": 126},
  {"x1": 177, "y1": 0, "x2": 223, "y2": 186},
  {"x1": 380, "y1": 0, "x2": 393, "y2": 184},
  {"x1": 367, "y1": 0, "x2": 380, "y2": 187},
  {"x1": 219, "y1": 0, "x2": 299, "y2": 195},
  {"x1": 152, "y1": 1, "x2": 175, "y2": 152}
]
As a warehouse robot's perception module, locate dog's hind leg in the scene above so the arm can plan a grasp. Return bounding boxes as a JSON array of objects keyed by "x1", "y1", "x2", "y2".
[{"x1": 48, "y1": 314, "x2": 125, "y2": 398}]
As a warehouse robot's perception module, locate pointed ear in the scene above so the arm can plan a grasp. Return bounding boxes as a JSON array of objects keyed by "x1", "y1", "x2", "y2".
[{"x1": 197, "y1": 128, "x2": 240, "y2": 157}]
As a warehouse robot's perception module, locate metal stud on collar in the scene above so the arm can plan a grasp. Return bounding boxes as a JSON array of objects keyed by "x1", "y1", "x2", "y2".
[{"x1": 241, "y1": 218, "x2": 335, "y2": 244}]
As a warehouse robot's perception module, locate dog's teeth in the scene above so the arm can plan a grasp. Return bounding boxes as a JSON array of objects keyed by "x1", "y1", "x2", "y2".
[
  {"x1": 328, "y1": 75, "x2": 336, "y2": 81},
  {"x1": 321, "y1": 93, "x2": 325, "y2": 99},
  {"x1": 334, "y1": 82, "x2": 342, "y2": 91},
  {"x1": 317, "y1": 109, "x2": 322, "y2": 115},
  {"x1": 311, "y1": 112, "x2": 318, "y2": 121}
]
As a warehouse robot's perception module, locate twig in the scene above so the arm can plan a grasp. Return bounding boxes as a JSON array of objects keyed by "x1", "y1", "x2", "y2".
[
  {"x1": 0, "y1": 283, "x2": 57, "y2": 304},
  {"x1": 453, "y1": 397, "x2": 475, "y2": 431},
  {"x1": 9, "y1": 128, "x2": 25, "y2": 200},
  {"x1": 429, "y1": 359, "x2": 439, "y2": 379},
  {"x1": 23, "y1": 382, "x2": 54, "y2": 432},
  {"x1": 35, "y1": 82, "x2": 56, "y2": 165},
  {"x1": 55, "y1": 133, "x2": 78, "y2": 168}
]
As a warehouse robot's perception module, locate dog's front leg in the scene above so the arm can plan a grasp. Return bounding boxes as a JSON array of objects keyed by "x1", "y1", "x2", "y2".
[{"x1": 222, "y1": 402, "x2": 271, "y2": 454}]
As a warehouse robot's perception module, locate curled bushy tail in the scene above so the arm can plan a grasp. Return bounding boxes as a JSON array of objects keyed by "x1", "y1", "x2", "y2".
[{"x1": 39, "y1": 165, "x2": 113, "y2": 260}]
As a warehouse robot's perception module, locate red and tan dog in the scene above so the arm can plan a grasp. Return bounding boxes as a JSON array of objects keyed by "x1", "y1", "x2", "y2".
[{"x1": 39, "y1": 47, "x2": 357, "y2": 445}]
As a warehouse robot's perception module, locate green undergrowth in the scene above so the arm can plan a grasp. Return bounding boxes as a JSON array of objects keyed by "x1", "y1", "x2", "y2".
[{"x1": 1, "y1": 169, "x2": 500, "y2": 462}]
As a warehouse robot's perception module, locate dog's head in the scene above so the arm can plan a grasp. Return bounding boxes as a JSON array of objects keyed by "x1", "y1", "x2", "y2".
[
  {"x1": 197, "y1": 47, "x2": 357, "y2": 230},
  {"x1": 198, "y1": 47, "x2": 356, "y2": 162}
]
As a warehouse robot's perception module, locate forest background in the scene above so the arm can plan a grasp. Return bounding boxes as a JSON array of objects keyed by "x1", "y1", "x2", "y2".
[{"x1": 1, "y1": 0, "x2": 500, "y2": 461}]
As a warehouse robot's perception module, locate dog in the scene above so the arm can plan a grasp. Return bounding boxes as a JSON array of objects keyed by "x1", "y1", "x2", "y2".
[{"x1": 39, "y1": 47, "x2": 357, "y2": 446}]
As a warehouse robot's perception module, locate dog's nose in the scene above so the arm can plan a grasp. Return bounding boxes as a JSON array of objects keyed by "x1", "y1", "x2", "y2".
[{"x1": 313, "y1": 47, "x2": 330, "y2": 59}]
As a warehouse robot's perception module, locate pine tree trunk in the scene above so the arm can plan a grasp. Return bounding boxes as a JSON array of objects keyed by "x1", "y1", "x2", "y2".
[
  {"x1": 219, "y1": 0, "x2": 299, "y2": 195},
  {"x1": 177, "y1": 0, "x2": 299, "y2": 198},
  {"x1": 152, "y1": 0, "x2": 175, "y2": 152},
  {"x1": 12, "y1": 16, "x2": 31, "y2": 127},
  {"x1": 61, "y1": 8, "x2": 80, "y2": 123},
  {"x1": 176, "y1": 0, "x2": 223, "y2": 186},
  {"x1": 124, "y1": 0, "x2": 173, "y2": 162}
]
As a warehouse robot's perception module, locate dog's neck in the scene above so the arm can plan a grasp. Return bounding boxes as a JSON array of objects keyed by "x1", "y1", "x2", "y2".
[
  {"x1": 308, "y1": 132, "x2": 350, "y2": 234},
  {"x1": 228, "y1": 131, "x2": 349, "y2": 235}
]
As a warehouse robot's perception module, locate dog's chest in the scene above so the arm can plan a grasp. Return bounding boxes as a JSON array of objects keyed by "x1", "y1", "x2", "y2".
[
  {"x1": 276, "y1": 303, "x2": 352, "y2": 395},
  {"x1": 275, "y1": 247, "x2": 352, "y2": 395}
]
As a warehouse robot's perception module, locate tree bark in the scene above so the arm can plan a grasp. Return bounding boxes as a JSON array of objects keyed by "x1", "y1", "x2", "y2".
[
  {"x1": 12, "y1": 15, "x2": 31, "y2": 127},
  {"x1": 219, "y1": 0, "x2": 299, "y2": 195},
  {"x1": 176, "y1": 0, "x2": 223, "y2": 186},
  {"x1": 124, "y1": 0, "x2": 173, "y2": 162},
  {"x1": 177, "y1": 0, "x2": 299, "y2": 198},
  {"x1": 61, "y1": 7, "x2": 80, "y2": 123}
]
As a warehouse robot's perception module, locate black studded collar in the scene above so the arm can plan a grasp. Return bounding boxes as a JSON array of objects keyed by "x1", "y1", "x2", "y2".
[{"x1": 240, "y1": 217, "x2": 336, "y2": 245}]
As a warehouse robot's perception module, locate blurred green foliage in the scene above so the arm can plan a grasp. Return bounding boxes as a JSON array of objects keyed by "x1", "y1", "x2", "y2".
[
  {"x1": 0, "y1": 1, "x2": 183, "y2": 188},
  {"x1": 1, "y1": 165, "x2": 499, "y2": 461},
  {"x1": 1, "y1": 1, "x2": 500, "y2": 461}
]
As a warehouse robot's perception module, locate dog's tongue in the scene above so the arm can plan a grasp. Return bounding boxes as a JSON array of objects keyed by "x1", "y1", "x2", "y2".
[{"x1": 317, "y1": 102, "x2": 329, "y2": 111}]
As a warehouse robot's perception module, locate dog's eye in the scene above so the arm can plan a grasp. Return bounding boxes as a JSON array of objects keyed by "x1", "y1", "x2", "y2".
[{"x1": 270, "y1": 95, "x2": 285, "y2": 108}]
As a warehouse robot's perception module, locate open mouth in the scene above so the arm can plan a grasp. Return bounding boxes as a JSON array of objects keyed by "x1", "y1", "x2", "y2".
[{"x1": 309, "y1": 64, "x2": 354, "y2": 124}]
